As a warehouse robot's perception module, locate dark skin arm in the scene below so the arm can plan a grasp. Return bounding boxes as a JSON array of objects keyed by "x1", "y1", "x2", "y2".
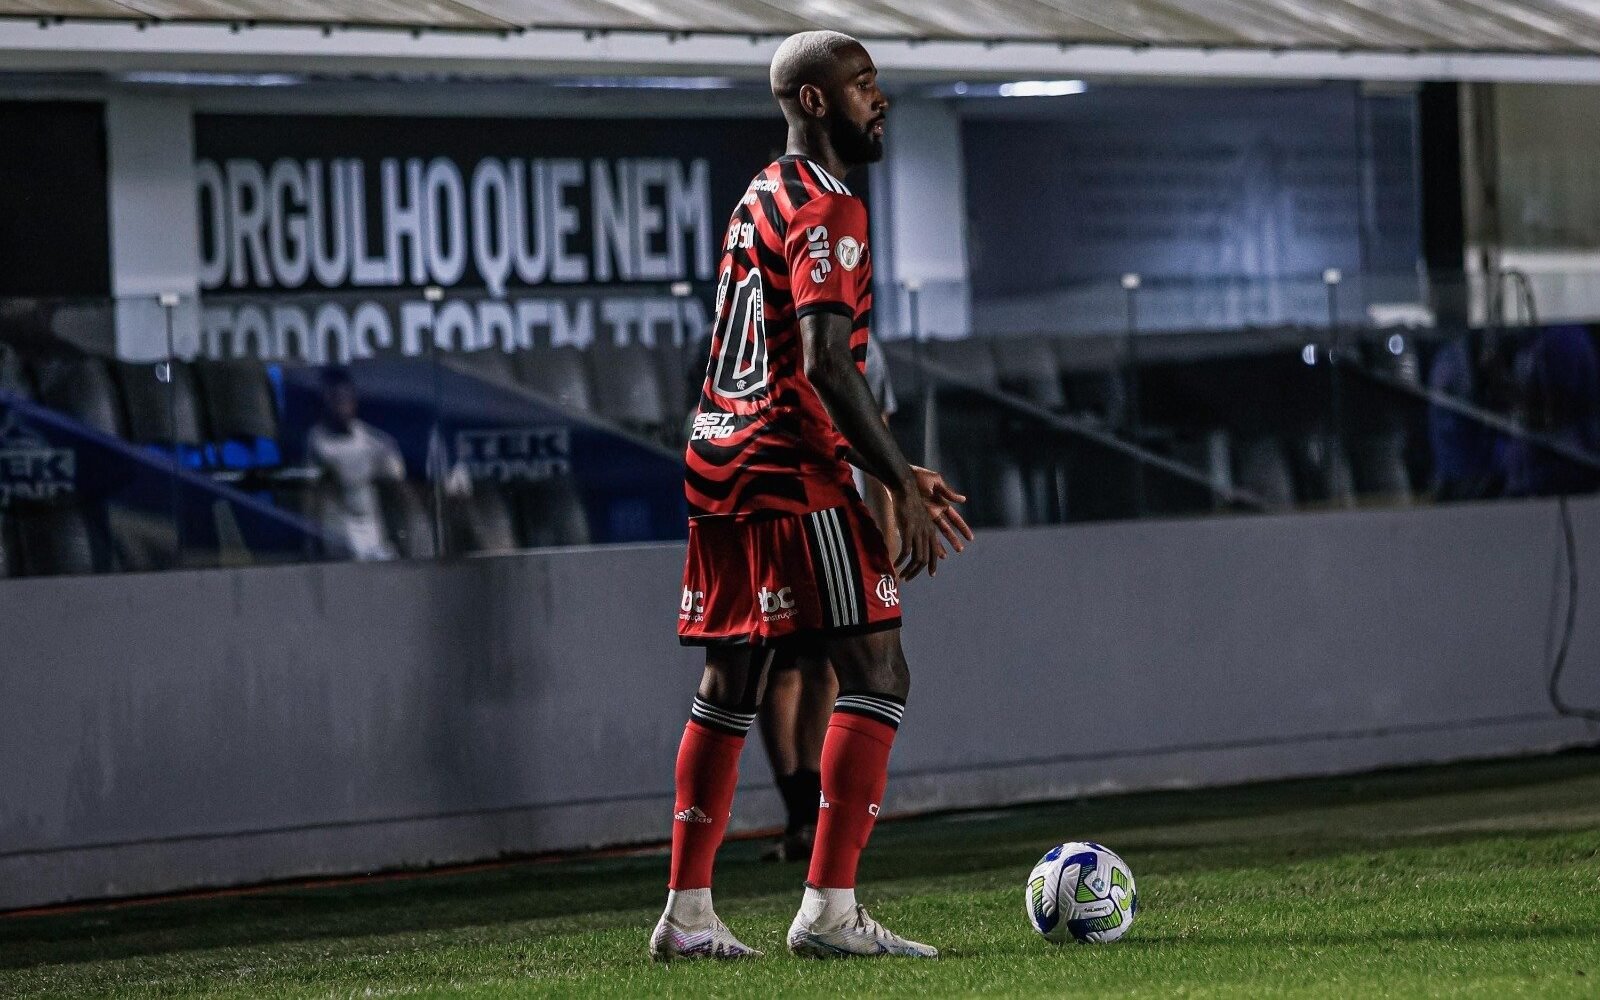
[{"x1": 802, "y1": 312, "x2": 972, "y2": 579}]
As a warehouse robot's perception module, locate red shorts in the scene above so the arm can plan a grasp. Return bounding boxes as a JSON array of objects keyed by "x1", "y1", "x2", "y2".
[{"x1": 678, "y1": 498, "x2": 902, "y2": 647}]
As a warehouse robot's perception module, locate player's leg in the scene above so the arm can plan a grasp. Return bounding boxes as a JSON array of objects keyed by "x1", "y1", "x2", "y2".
[
  {"x1": 757, "y1": 646, "x2": 810, "y2": 861},
  {"x1": 781, "y1": 500, "x2": 936, "y2": 958},
  {"x1": 759, "y1": 645, "x2": 832, "y2": 862},
  {"x1": 787, "y1": 628, "x2": 933, "y2": 958},
  {"x1": 651, "y1": 645, "x2": 770, "y2": 961}
]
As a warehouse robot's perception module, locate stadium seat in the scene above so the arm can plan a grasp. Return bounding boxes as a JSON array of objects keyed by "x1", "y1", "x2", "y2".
[
  {"x1": 923, "y1": 337, "x2": 1000, "y2": 391},
  {"x1": 922, "y1": 339, "x2": 1031, "y2": 526},
  {"x1": 1054, "y1": 336, "x2": 1129, "y2": 420},
  {"x1": 1288, "y1": 432, "x2": 1356, "y2": 507},
  {"x1": 513, "y1": 346, "x2": 594, "y2": 413},
  {"x1": 1348, "y1": 432, "x2": 1413, "y2": 503},
  {"x1": 377, "y1": 479, "x2": 438, "y2": 559},
  {"x1": 1232, "y1": 437, "x2": 1297, "y2": 510},
  {"x1": 195, "y1": 359, "x2": 279, "y2": 442},
  {"x1": 511, "y1": 476, "x2": 591, "y2": 549},
  {"x1": 106, "y1": 504, "x2": 181, "y2": 573},
  {"x1": 447, "y1": 485, "x2": 518, "y2": 555},
  {"x1": 588, "y1": 344, "x2": 668, "y2": 438},
  {"x1": 881, "y1": 339, "x2": 935, "y2": 409},
  {"x1": 116, "y1": 360, "x2": 205, "y2": 445},
  {"x1": 12, "y1": 503, "x2": 108, "y2": 576},
  {"x1": 654, "y1": 340, "x2": 697, "y2": 446},
  {"x1": 32, "y1": 355, "x2": 125, "y2": 439},
  {"x1": 0, "y1": 341, "x2": 30, "y2": 398},
  {"x1": 450, "y1": 347, "x2": 516, "y2": 386},
  {"x1": 993, "y1": 335, "x2": 1067, "y2": 410}
]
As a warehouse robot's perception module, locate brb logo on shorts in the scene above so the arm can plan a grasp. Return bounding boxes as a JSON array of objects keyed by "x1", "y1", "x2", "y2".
[
  {"x1": 876, "y1": 575, "x2": 899, "y2": 608},
  {"x1": 759, "y1": 585, "x2": 796, "y2": 622}
]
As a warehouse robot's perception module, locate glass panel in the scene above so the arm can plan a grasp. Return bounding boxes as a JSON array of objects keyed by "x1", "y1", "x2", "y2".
[
  {"x1": 197, "y1": 288, "x2": 445, "y2": 564},
  {"x1": 1, "y1": 294, "x2": 192, "y2": 577}
]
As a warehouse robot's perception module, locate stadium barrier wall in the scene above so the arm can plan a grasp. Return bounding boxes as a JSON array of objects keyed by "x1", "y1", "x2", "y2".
[{"x1": 2, "y1": 497, "x2": 1598, "y2": 909}]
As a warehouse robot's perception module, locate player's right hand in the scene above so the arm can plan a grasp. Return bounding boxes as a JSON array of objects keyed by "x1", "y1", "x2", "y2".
[{"x1": 892, "y1": 467, "x2": 971, "y2": 581}]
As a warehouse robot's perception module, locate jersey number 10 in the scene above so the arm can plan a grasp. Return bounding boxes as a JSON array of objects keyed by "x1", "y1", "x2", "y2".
[{"x1": 711, "y1": 269, "x2": 768, "y2": 400}]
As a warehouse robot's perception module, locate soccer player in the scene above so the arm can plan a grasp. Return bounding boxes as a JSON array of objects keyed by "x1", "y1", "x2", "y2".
[{"x1": 651, "y1": 30, "x2": 972, "y2": 962}]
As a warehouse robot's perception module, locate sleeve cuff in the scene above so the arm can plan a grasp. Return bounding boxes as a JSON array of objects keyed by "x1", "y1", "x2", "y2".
[{"x1": 795, "y1": 301, "x2": 855, "y2": 321}]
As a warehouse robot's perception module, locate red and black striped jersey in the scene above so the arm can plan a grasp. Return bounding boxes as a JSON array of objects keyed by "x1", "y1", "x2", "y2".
[{"x1": 684, "y1": 154, "x2": 874, "y2": 519}]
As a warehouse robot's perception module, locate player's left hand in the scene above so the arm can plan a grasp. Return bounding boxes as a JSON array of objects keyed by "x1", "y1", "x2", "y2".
[{"x1": 910, "y1": 465, "x2": 973, "y2": 555}]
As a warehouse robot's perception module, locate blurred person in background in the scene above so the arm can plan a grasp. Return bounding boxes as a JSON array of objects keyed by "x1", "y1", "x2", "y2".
[
  {"x1": 1501, "y1": 325, "x2": 1600, "y2": 497},
  {"x1": 1428, "y1": 331, "x2": 1510, "y2": 501},
  {"x1": 759, "y1": 335, "x2": 899, "y2": 862},
  {"x1": 307, "y1": 367, "x2": 406, "y2": 561}
]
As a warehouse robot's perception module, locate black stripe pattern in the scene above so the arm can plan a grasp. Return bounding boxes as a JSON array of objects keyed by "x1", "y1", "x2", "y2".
[
  {"x1": 690, "y1": 696, "x2": 757, "y2": 737},
  {"x1": 834, "y1": 691, "x2": 906, "y2": 730}
]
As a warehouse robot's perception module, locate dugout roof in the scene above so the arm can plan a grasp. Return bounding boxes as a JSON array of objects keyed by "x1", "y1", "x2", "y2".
[{"x1": 6, "y1": 1, "x2": 1600, "y2": 56}]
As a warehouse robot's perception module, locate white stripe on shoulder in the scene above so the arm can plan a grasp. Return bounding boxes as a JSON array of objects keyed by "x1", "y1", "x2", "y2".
[
  {"x1": 814, "y1": 163, "x2": 852, "y2": 197},
  {"x1": 800, "y1": 158, "x2": 840, "y2": 196}
]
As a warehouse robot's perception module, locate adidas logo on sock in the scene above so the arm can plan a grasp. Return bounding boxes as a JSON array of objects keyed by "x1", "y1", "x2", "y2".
[{"x1": 674, "y1": 806, "x2": 712, "y2": 824}]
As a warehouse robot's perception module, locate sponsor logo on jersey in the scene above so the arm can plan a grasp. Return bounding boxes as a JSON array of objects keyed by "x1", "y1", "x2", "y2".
[
  {"x1": 868, "y1": 803, "x2": 880, "y2": 817},
  {"x1": 690, "y1": 412, "x2": 737, "y2": 441},
  {"x1": 835, "y1": 236, "x2": 863, "y2": 271},
  {"x1": 751, "y1": 177, "x2": 781, "y2": 193},
  {"x1": 876, "y1": 575, "x2": 899, "y2": 607},
  {"x1": 806, "y1": 225, "x2": 833, "y2": 284},
  {"x1": 680, "y1": 587, "x2": 705, "y2": 621},
  {"x1": 758, "y1": 585, "x2": 796, "y2": 621},
  {"x1": 674, "y1": 806, "x2": 713, "y2": 824},
  {"x1": 725, "y1": 221, "x2": 754, "y2": 251}
]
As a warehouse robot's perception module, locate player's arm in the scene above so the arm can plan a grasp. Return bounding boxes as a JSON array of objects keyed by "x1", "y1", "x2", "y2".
[
  {"x1": 862, "y1": 416, "x2": 901, "y2": 558},
  {"x1": 801, "y1": 313, "x2": 967, "y2": 579}
]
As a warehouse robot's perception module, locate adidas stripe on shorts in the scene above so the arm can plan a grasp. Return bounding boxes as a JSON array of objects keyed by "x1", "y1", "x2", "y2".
[{"x1": 678, "y1": 494, "x2": 902, "y2": 647}]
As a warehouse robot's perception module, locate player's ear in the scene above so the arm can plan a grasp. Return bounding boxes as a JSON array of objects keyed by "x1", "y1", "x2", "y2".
[{"x1": 797, "y1": 82, "x2": 828, "y2": 120}]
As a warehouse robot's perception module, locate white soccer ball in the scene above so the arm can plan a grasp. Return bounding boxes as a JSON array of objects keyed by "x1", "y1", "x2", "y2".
[{"x1": 1024, "y1": 841, "x2": 1138, "y2": 944}]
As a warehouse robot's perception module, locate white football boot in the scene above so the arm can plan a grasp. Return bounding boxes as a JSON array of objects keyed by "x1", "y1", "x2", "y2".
[
  {"x1": 786, "y1": 886, "x2": 939, "y2": 959},
  {"x1": 648, "y1": 889, "x2": 763, "y2": 962}
]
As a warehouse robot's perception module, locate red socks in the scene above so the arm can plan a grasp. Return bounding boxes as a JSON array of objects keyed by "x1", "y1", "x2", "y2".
[
  {"x1": 807, "y1": 692, "x2": 905, "y2": 889},
  {"x1": 668, "y1": 699, "x2": 755, "y2": 890},
  {"x1": 667, "y1": 690, "x2": 905, "y2": 893}
]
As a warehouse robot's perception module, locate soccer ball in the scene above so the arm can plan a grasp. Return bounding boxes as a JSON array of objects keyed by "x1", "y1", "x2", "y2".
[{"x1": 1025, "y1": 841, "x2": 1138, "y2": 944}]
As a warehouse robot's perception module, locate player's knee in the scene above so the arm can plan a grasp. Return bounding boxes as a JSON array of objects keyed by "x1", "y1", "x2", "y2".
[
  {"x1": 697, "y1": 649, "x2": 762, "y2": 712},
  {"x1": 856, "y1": 645, "x2": 910, "y2": 701}
]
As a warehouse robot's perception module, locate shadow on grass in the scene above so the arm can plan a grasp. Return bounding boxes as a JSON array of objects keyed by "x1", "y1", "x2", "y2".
[{"x1": 2, "y1": 750, "x2": 1597, "y2": 972}]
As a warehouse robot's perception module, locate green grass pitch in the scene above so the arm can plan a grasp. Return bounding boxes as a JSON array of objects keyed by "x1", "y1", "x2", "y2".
[{"x1": 4, "y1": 751, "x2": 1599, "y2": 998}]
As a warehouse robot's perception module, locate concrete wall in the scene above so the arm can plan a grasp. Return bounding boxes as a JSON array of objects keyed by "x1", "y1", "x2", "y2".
[{"x1": 2, "y1": 497, "x2": 1598, "y2": 909}]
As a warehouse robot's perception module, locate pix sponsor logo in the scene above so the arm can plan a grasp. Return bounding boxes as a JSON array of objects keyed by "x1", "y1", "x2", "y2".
[
  {"x1": 806, "y1": 225, "x2": 833, "y2": 284},
  {"x1": 690, "y1": 412, "x2": 736, "y2": 442}
]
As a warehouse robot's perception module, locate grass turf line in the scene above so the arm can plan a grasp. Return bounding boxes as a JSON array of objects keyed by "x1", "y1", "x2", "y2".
[{"x1": 2, "y1": 751, "x2": 1599, "y2": 997}]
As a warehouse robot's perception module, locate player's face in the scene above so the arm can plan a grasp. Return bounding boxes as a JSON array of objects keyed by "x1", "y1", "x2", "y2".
[{"x1": 826, "y1": 44, "x2": 888, "y2": 166}]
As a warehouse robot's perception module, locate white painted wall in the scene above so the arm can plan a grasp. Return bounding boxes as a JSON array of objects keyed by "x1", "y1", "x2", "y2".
[
  {"x1": 878, "y1": 97, "x2": 972, "y2": 339},
  {"x1": 105, "y1": 94, "x2": 201, "y2": 360},
  {"x1": 1, "y1": 499, "x2": 1596, "y2": 909}
]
